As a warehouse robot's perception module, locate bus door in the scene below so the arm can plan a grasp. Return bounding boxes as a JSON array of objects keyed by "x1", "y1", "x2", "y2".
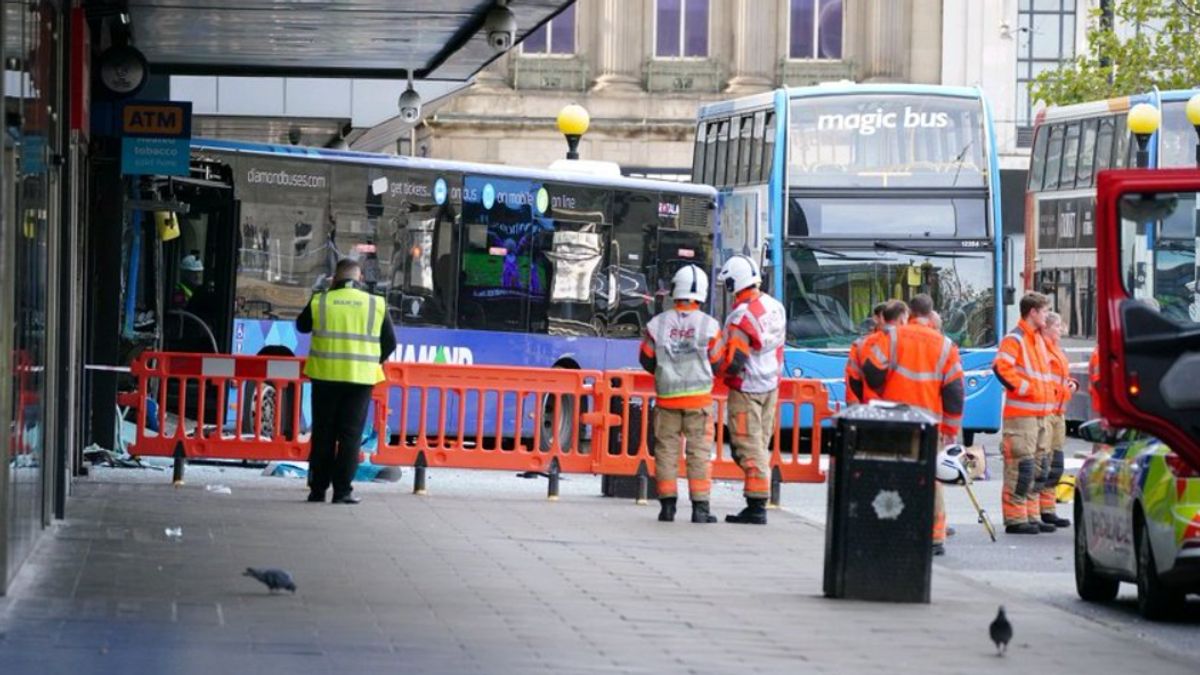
[
  {"x1": 1095, "y1": 169, "x2": 1200, "y2": 470},
  {"x1": 161, "y1": 177, "x2": 238, "y2": 355}
]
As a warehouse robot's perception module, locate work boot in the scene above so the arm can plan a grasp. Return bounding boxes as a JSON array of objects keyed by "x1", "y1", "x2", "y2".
[
  {"x1": 932, "y1": 543, "x2": 946, "y2": 556},
  {"x1": 1036, "y1": 521, "x2": 1056, "y2": 533},
  {"x1": 657, "y1": 497, "x2": 677, "y2": 522},
  {"x1": 725, "y1": 498, "x2": 768, "y2": 525},
  {"x1": 691, "y1": 501, "x2": 718, "y2": 524},
  {"x1": 1005, "y1": 523, "x2": 1040, "y2": 535},
  {"x1": 1042, "y1": 513, "x2": 1071, "y2": 528}
]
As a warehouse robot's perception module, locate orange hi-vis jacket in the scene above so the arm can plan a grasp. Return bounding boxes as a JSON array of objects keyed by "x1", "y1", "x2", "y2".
[
  {"x1": 1045, "y1": 339, "x2": 1074, "y2": 416},
  {"x1": 1088, "y1": 347, "x2": 1102, "y2": 414},
  {"x1": 844, "y1": 332, "x2": 881, "y2": 405},
  {"x1": 862, "y1": 323, "x2": 965, "y2": 438},
  {"x1": 992, "y1": 319, "x2": 1054, "y2": 418}
]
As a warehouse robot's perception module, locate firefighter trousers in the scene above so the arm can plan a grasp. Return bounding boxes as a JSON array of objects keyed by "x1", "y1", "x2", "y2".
[
  {"x1": 653, "y1": 407, "x2": 714, "y2": 502},
  {"x1": 1001, "y1": 415, "x2": 1045, "y2": 526},
  {"x1": 727, "y1": 388, "x2": 777, "y2": 499},
  {"x1": 1039, "y1": 413, "x2": 1066, "y2": 517}
]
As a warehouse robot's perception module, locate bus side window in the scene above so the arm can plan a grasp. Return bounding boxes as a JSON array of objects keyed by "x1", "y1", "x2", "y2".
[
  {"x1": 1028, "y1": 126, "x2": 1048, "y2": 190},
  {"x1": 751, "y1": 111, "x2": 766, "y2": 184},
  {"x1": 738, "y1": 115, "x2": 753, "y2": 185},
  {"x1": 726, "y1": 120, "x2": 741, "y2": 188},
  {"x1": 692, "y1": 123, "x2": 706, "y2": 183},
  {"x1": 1093, "y1": 116, "x2": 1114, "y2": 180},
  {"x1": 1060, "y1": 122, "x2": 1081, "y2": 191},
  {"x1": 1076, "y1": 118, "x2": 1098, "y2": 188},
  {"x1": 703, "y1": 121, "x2": 719, "y2": 185},
  {"x1": 715, "y1": 120, "x2": 731, "y2": 188},
  {"x1": 762, "y1": 111, "x2": 776, "y2": 181},
  {"x1": 1112, "y1": 114, "x2": 1129, "y2": 169},
  {"x1": 1043, "y1": 125, "x2": 1065, "y2": 191}
]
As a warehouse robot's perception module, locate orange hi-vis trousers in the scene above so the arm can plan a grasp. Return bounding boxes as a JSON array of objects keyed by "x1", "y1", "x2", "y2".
[
  {"x1": 933, "y1": 482, "x2": 946, "y2": 545},
  {"x1": 653, "y1": 408, "x2": 714, "y2": 502},
  {"x1": 727, "y1": 388, "x2": 777, "y2": 499}
]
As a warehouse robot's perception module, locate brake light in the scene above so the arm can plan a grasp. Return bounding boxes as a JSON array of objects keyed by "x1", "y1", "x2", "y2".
[
  {"x1": 1127, "y1": 371, "x2": 1140, "y2": 397},
  {"x1": 1164, "y1": 454, "x2": 1200, "y2": 478}
]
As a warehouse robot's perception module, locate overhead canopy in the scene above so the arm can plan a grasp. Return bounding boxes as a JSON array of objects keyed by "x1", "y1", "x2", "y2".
[{"x1": 92, "y1": 0, "x2": 573, "y2": 80}]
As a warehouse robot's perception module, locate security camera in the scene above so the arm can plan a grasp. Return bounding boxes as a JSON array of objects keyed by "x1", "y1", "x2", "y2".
[
  {"x1": 397, "y1": 85, "x2": 422, "y2": 123},
  {"x1": 484, "y1": 2, "x2": 517, "y2": 53}
]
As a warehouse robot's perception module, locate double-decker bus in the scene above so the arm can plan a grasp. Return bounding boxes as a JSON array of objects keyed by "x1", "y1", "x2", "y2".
[
  {"x1": 1023, "y1": 88, "x2": 1200, "y2": 427},
  {"x1": 128, "y1": 139, "x2": 718, "y2": 446},
  {"x1": 693, "y1": 83, "x2": 1005, "y2": 443}
]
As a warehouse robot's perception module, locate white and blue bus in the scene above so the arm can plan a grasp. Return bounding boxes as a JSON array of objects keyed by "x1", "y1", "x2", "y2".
[
  {"x1": 694, "y1": 83, "x2": 1005, "y2": 443},
  {"x1": 135, "y1": 139, "x2": 718, "y2": 446}
]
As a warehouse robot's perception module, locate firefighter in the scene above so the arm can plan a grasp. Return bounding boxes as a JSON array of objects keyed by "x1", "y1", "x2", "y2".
[
  {"x1": 845, "y1": 302, "x2": 887, "y2": 405},
  {"x1": 716, "y1": 255, "x2": 787, "y2": 525},
  {"x1": 172, "y1": 253, "x2": 205, "y2": 309},
  {"x1": 862, "y1": 299, "x2": 964, "y2": 556},
  {"x1": 297, "y1": 259, "x2": 397, "y2": 504},
  {"x1": 992, "y1": 292, "x2": 1055, "y2": 535},
  {"x1": 638, "y1": 264, "x2": 725, "y2": 524},
  {"x1": 1039, "y1": 311, "x2": 1074, "y2": 529}
]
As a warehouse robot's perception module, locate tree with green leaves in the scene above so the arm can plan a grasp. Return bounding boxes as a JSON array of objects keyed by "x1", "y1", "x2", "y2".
[{"x1": 1031, "y1": 0, "x2": 1200, "y2": 107}]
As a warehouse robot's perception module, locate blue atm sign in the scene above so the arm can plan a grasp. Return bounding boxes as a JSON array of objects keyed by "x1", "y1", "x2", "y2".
[{"x1": 120, "y1": 101, "x2": 192, "y2": 176}]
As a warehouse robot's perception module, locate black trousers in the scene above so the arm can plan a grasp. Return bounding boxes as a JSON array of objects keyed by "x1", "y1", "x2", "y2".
[{"x1": 308, "y1": 380, "x2": 374, "y2": 497}]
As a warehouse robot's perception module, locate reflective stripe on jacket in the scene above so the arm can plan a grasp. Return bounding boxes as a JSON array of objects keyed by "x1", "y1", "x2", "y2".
[
  {"x1": 992, "y1": 319, "x2": 1053, "y2": 418},
  {"x1": 1046, "y1": 340, "x2": 1073, "y2": 415},
  {"x1": 304, "y1": 287, "x2": 386, "y2": 385},
  {"x1": 642, "y1": 306, "x2": 723, "y2": 409},
  {"x1": 862, "y1": 323, "x2": 964, "y2": 437},
  {"x1": 721, "y1": 290, "x2": 787, "y2": 394}
]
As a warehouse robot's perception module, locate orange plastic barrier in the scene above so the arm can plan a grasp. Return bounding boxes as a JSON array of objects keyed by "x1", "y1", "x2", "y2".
[
  {"x1": 371, "y1": 362, "x2": 605, "y2": 478},
  {"x1": 128, "y1": 352, "x2": 308, "y2": 462},
  {"x1": 594, "y1": 371, "x2": 827, "y2": 487}
]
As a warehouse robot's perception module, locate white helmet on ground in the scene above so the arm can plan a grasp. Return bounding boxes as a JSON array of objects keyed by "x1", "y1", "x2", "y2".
[
  {"x1": 717, "y1": 255, "x2": 761, "y2": 294},
  {"x1": 181, "y1": 254, "x2": 204, "y2": 273},
  {"x1": 936, "y1": 444, "x2": 969, "y2": 485},
  {"x1": 671, "y1": 265, "x2": 709, "y2": 303}
]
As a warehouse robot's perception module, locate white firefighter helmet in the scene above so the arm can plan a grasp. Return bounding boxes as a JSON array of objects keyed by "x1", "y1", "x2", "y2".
[
  {"x1": 717, "y1": 255, "x2": 761, "y2": 294},
  {"x1": 671, "y1": 264, "x2": 709, "y2": 303},
  {"x1": 936, "y1": 444, "x2": 969, "y2": 485},
  {"x1": 180, "y1": 254, "x2": 204, "y2": 273}
]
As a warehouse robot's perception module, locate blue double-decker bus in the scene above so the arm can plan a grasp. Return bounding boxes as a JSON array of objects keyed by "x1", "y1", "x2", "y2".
[
  {"x1": 693, "y1": 83, "x2": 1005, "y2": 443},
  {"x1": 142, "y1": 139, "x2": 718, "y2": 446}
]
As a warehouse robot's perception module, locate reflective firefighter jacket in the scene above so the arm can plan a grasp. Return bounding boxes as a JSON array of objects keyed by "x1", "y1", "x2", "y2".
[{"x1": 640, "y1": 303, "x2": 724, "y2": 409}]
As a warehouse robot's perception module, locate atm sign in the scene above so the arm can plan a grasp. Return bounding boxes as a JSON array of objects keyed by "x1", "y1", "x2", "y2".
[{"x1": 122, "y1": 103, "x2": 192, "y2": 137}]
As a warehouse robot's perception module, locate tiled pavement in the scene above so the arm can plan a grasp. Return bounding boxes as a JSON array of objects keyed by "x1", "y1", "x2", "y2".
[{"x1": 0, "y1": 470, "x2": 1196, "y2": 675}]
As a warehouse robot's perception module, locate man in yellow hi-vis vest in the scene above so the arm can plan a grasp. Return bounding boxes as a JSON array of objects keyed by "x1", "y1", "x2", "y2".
[{"x1": 297, "y1": 259, "x2": 396, "y2": 504}]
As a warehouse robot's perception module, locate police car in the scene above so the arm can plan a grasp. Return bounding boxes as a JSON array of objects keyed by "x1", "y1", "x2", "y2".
[{"x1": 1073, "y1": 421, "x2": 1200, "y2": 620}]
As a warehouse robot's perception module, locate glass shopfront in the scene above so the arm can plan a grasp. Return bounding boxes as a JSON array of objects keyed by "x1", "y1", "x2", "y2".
[{"x1": 2, "y1": 0, "x2": 62, "y2": 588}]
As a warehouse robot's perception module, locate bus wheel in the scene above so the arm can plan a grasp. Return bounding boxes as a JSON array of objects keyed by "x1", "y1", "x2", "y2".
[{"x1": 540, "y1": 392, "x2": 576, "y2": 452}]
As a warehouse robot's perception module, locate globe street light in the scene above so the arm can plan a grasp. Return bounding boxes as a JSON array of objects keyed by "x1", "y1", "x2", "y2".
[
  {"x1": 556, "y1": 103, "x2": 590, "y2": 161},
  {"x1": 1127, "y1": 103, "x2": 1160, "y2": 169},
  {"x1": 1186, "y1": 93, "x2": 1200, "y2": 168}
]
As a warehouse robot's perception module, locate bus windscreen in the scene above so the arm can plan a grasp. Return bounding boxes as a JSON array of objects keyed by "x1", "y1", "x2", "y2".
[{"x1": 789, "y1": 94, "x2": 987, "y2": 189}]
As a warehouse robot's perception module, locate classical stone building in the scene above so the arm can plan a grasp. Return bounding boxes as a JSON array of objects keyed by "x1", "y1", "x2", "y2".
[{"x1": 421, "y1": 0, "x2": 948, "y2": 176}]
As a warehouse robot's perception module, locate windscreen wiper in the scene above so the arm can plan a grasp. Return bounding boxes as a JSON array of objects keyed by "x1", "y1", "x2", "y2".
[
  {"x1": 791, "y1": 241, "x2": 849, "y2": 258},
  {"x1": 873, "y1": 240, "x2": 984, "y2": 259}
]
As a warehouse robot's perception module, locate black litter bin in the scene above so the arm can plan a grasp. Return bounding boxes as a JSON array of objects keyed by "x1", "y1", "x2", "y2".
[{"x1": 823, "y1": 402, "x2": 939, "y2": 603}]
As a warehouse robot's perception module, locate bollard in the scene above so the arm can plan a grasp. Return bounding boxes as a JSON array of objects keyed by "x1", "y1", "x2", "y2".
[
  {"x1": 547, "y1": 458, "x2": 560, "y2": 501},
  {"x1": 768, "y1": 466, "x2": 782, "y2": 509},
  {"x1": 171, "y1": 441, "x2": 187, "y2": 486},
  {"x1": 413, "y1": 452, "x2": 428, "y2": 495}
]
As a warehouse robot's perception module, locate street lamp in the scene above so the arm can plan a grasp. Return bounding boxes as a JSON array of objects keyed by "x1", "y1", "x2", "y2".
[
  {"x1": 1127, "y1": 103, "x2": 1160, "y2": 169},
  {"x1": 556, "y1": 103, "x2": 590, "y2": 160},
  {"x1": 1186, "y1": 93, "x2": 1200, "y2": 168}
]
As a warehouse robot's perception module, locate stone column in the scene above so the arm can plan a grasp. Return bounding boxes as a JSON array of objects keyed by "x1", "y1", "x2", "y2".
[
  {"x1": 860, "y1": 0, "x2": 913, "y2": 82},
  {"x1": 591, "y1": 0, "x2": 644, "y2": 92},
  {"x1": 725, "y1": 0, "x2": 776, "y2": 93}
]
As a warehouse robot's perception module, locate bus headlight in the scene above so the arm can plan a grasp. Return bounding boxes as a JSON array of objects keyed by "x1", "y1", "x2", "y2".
[{"x1": 967, "y1": 377, "x2": 978, "y2": 389}]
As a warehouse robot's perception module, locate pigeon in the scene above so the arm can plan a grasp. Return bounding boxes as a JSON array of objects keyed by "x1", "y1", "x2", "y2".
[
  {"x1": 244, "y1": 567, "x2": 296, "y2": 593},
  {"x1": 989, "y1": 605, "x2": 1012, "y2": 656}
]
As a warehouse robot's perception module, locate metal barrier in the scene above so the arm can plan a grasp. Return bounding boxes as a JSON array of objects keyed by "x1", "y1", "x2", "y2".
[
  {"x1": 128, "y1": 352, "x2": 309, "y2": 477},
  {"x1": 125, "y1": 352, "x2": 830, "y2": 496},
  {"x1": 594, "y1": 371, "x2": 828, "y2": 503}
]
